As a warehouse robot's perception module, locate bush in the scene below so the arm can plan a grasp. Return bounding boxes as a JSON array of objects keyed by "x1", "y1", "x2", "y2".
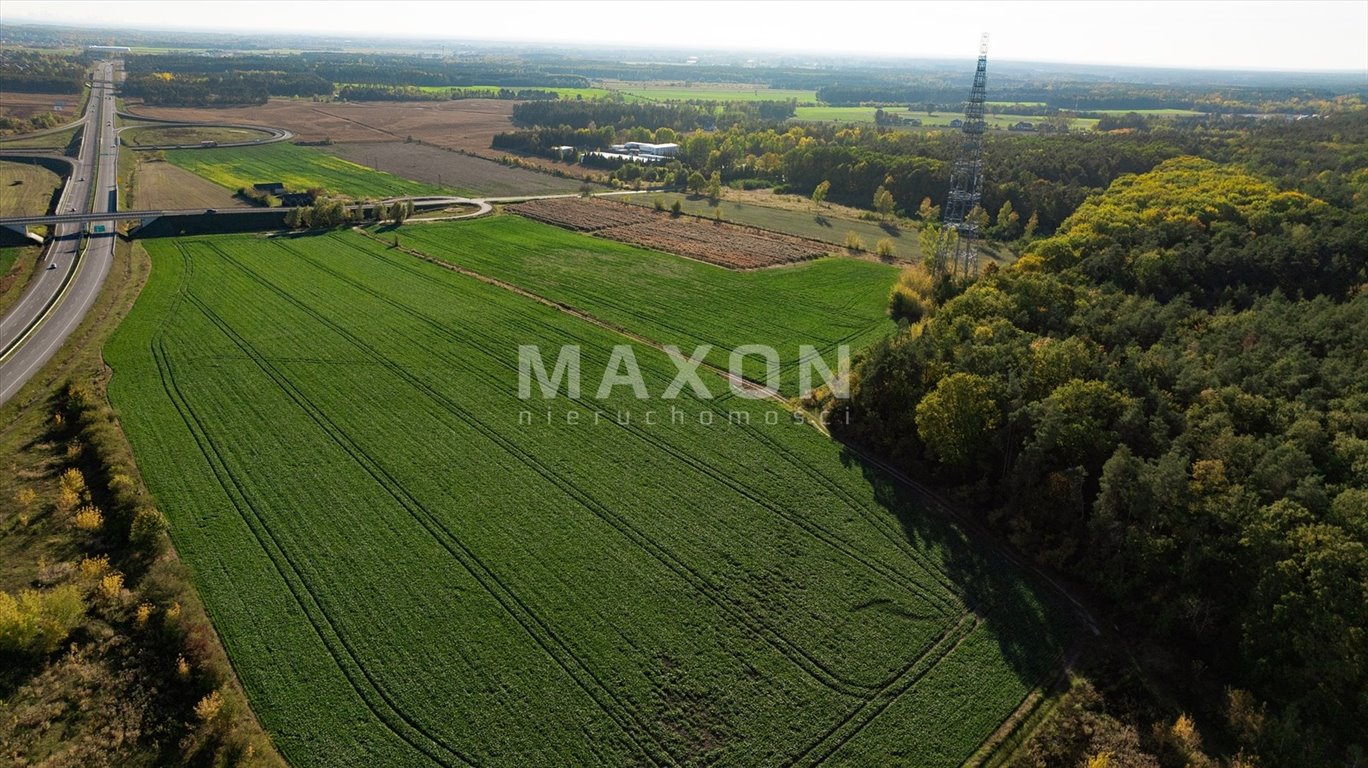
[
  {"x1": 74, "y1": 505, "x2": 104, "y2": 531},
  {"x1": 875, "y1": 238, "x2": 896, "y2": 260},
  {"x1": 843, "y1": 231, "x2": 866, "y2": 252},
  {"x1": 0, "y1": 584, "x2": 85, "y2": 655}
]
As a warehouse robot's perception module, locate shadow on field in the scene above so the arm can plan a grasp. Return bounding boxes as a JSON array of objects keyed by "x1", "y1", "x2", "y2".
[{"x1": 839, "y1": 445, "x2": 1072, "y2": 692}]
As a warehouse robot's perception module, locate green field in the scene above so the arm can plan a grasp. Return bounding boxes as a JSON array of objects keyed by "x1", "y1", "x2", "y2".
[
  {"x1": 0, "y1": 125, "x2": 80, "y2": 150},
  {"x1": 399, "y1": 215, "x2": 896, "y2": 391},
  {"x1": 108, "y1": 226, "x2": 1069, "y2": 766},
  {"x1": 0, "y1": 159, "x2": 63, "y2": 216},
  {"x1": 165, "y1": 142, "x2": 445, "y2": 198},
  {"x1": 601, "y1": 82, "x2": 818, "y2": 104},
  {"x1": 792, "y1": 106, "x2": 1100, "y2": 131},
  {"x1": 1090, "y1": 108, "x2": 1205, "y2": 116}
]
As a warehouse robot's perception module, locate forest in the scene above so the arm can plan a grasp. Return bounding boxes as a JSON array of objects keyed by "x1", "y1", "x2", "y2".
[
  {"x1": 0, "y1": 50, "x2": 86, "y2": 93},
  {"x1": 835, "y1": 152, "x2": 1367, "y2": 765}
]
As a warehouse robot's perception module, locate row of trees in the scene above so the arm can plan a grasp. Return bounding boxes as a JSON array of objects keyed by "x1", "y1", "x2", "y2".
[
  {"x1": 336, "y1": 84, "x2": 566, "y2": 102},
  {"x1": 510, "y1": 98, "x2": 796, "y2": 133},
  {"x1": 502, "y1": 108, "x2": 1364, "y2": 242},
  {"x1": 121, "y1": 71, "x2": 332, "y2": 106},
  {"x1": 814, "y1": 81, "x2": 1359, "y2": 114},
  {"x1": 836, "y1": 156, "x2": 1368, "y2": 764},
  {"x1": 282, "y1": 198, "x2": 414, "y2": 229}
]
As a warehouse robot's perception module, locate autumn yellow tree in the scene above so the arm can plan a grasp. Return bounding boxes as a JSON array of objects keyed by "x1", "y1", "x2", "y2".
[{"x1": 915, "y1": 372, "x2": 999, "y2": 469}]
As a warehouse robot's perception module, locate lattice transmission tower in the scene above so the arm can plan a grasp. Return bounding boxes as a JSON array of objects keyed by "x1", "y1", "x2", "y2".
[{"x1": 935, "y1": 33, "x2": 989, "y2": 279}]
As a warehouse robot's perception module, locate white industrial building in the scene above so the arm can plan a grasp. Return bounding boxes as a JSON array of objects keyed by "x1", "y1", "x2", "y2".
[{"x1": 608, "y1": 142, "x2": 679, "y2": 158}]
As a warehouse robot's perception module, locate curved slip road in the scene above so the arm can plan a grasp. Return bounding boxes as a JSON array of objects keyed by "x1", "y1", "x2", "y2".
[{"x1": 0, "y1": 60, "x2": 119, "y2": 405}]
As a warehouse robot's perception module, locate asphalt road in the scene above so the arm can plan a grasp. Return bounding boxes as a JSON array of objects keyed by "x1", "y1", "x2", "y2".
[{"x1": 0, "y1": 60, "x2": 119, "y2": 405}]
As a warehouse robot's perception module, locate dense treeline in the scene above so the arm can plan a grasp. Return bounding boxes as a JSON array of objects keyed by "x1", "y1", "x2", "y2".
[
  {"x1": 502, "y1": 114, "x2": 1187, "y2": 235},
  {"x1": 336, "y1": 84, "x2": 563, "y2": 101},
  {"x1": 0, "y1": 50, "x2": 86, "y2": 93},
  {"x1": 122, "y1": 71, "x2": 332, "y2": 106},
  {"x1": 510, "y1": 98, "x2": 796, "y2": 131},
  {"x1": 837, "y1": 157, "x2": 1368, "y2": 764},
  {"x1": 817, "y1": 82, "x2": 1364, "y2": 114}
]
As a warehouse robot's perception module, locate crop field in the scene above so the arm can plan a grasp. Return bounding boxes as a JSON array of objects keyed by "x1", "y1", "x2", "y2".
[
  {"x1": 323, "y1": 142, "x2": 590, "y2": 197},
  {"x1": 509, "y1": 198, "x2": 829, "y2": 268},
  {"x1": 128, "y1": 98, "x2": 516, "y2": 154},
  {"x1": 108, "y1": 228, "x2": 1068, "y2": 766},
  {"x1": 165, "y1": 143, "x2": 445, "y2": 198},
  {"x1": 510, "y1": 196, "x2": 658, "y2": 231},
  {"x1": 0, "y1": 90, "x2": 80, "y2": 125},
  {"x1": 0, "y1": 159, "x2": 63, "y2": 216},
  {"x1": 620, "y1": 192, "x2": 928, "y2": 262},
  {"x1": 130, "y1": 156, "x2": 252, "y2": 210},
  {"x1": 120, "y1": 124, "x2": 276, "y2": 147},
  {"x1": 396, "y1": 215, "x2": 890, "y2": 390},
  {"x1": 598, "y1": 80, "x2": 818, "y2": 103},
  {"x1": 791, "y1": 106, "x2": 1101, "y2": 131}
]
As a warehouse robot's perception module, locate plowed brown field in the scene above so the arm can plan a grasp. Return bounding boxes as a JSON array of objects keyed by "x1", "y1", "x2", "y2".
[{"x1": 510, "y1": 197, "x2": 831, "y2": 268}]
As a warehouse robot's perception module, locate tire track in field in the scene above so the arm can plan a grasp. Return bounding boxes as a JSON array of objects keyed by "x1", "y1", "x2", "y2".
[
  {"x1": 735, "y1": 424, "x2": 966, "y2": 605},
  {"x1": 215, "y1": 242, "x2": 886, "y2": 699},
  {"x1": 153, "y1": 246, "x2": 477, "y2": 768},
  {"x1": 784, "y1": 614, "x2": 982, "y2": 768},
  {"x1": 377, "y1": 235, "x2": 961, "y2": 605},
  {"x1": 311, "y1": 235, "x2": 960, "y2": 616},
  {"x1": 182, "y1": 280, "x2": 676, "y2": 767},
  {"x1": 307, "y1": 107, "x2": 403, "y2": 140},
  {"x1": 336, "y1": 233, "x2": 967, "y2": 615},
  {"x1": 295, "y1": 238, "x2": 963, "y2": 630}
]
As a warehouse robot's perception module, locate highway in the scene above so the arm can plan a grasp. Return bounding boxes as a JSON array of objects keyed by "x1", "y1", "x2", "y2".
[{"x1": 0, "y1": 60, "x2": 119, "y2": 405}]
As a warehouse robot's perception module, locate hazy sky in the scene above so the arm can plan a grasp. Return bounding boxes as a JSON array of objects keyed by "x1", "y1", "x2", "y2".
[{"x1": 4, "y1": 0, "x2": 1367, "y2": 72}]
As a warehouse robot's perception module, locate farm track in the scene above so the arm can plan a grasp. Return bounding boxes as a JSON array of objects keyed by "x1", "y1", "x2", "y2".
[
  {"x1": 789, "y1": 615, "x2": 983, "y2": 767},
  {"x1": 153, "y1": 246, "x2": 477, "y2": 767},
  {"x1": 195, "y1": 243, "x2": 678, "y2": 765},
  {"x1": 344, "y1": 231, "x2": 966, "y2": 610}
]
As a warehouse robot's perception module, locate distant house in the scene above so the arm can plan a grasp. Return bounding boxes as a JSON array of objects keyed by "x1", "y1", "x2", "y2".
[
  {"x1": 254, "y1": 182, "x2": 286, "y2": 195},
  {"x1": 1009, "y1": 121, "x2": 1035, "y2": 132}
]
